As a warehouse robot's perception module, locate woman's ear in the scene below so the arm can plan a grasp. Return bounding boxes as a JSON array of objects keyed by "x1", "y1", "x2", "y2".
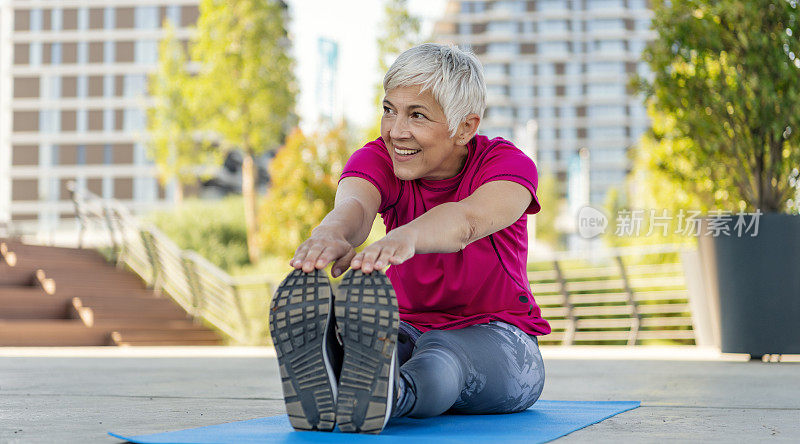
[{"x1": 456, "y1": 113, "x2": 481, "y2": 144}]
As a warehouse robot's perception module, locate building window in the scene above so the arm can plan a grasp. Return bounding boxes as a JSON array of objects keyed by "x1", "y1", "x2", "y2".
[
  {"x1": 539, "y1": 41, "x2": 569, "y2": 55},
  {"x1": 566, "y1": 62, "x2": 581, "y2": 75},
  {"x1": 588, "y1": 126, "x2": 625, "y2": 139},
  {"x1": 539, "y1": 20, "x2": 568, "y2": 33},
  {"x1": 76, "y1": 145, "x2": 86, "y2": 165},
  {"x1": 487, "y1": 42, "x2": 519, "y2": 55},
  {"x1": 587, "y1": 19, "x2": 624, "y2": 32},
  {"x1": 487, "y1": 85, "x2": 508, "y2": 97},
  {"x1": 76, "y1": 109, "x2": 87, "y2": 132},
  {"x1": 134, "y1": 40, "x2": 158, "y2": 64},
  {"x1": 510, "y1": 62, "x2": 533, "y2": 78},
  {"x1": 50, "y1": 43, "x2": 62, "y2": 65},
  {"x1": 123, "y1": 74, "x2": 147, "y2": 97},
  {"x1": 31, "y1": 9, "x2": 43, "y2": 32},
  {"x1": 538, "y1": 0, "x2": 568, "y2": 11},
  {"x1": 103, "y1": 144, "x2": 114, "y2": 164},
  {"x1": 487, "y1": 21, "x2": 516, "y2": 35},
  {"x1": 587, "y1": 61, "x2": 624, "y2": 75},
  {"x1": 484, "y1": 63, "x2": 507, "y2": 78},
  {"x1": 103, "y1": 41, "x2": 115, "y2": 63},
  {"x1": 51, "y1": 8, "x2": 63, "y2": 32},
  {"x1": 77, "y1": 42, "x2": 88, "y2": 64},
  {"x1": 587, "y1": 0, "x2": 624, "y2": 10},
  {"x1": 166, "y1": 5, "x2": 181, "y2": 26},
  {"x1": 539, "y1": 106, "x2": 556, "y2": 119},
  {"x1": 104, "y1": 7, "x2": 115, "y2": 29},
  {"x1": 593, "y1": 40, "x2": 626, "y2": 54},
  {"x1": 628, "y1": 0, "x2": 648, "y2": 9},
  {"x1": 104, "y1": 109, "x2": 115, "y2": 132},
  {"x1": 588, "y1": 105, "x2": 626, "y2": 118},
  {"x1": 510, "y1": 84, "x2": 534, "y2": 98},
  {"x1": 30, "y1": 42, "x2": 43, "y2": 66},
  {"x1": 135, "y1": 6, "x2": 159, "y2": 29},
  {"x1": 123, "y1": 109, "x2": 146, "y2": 131},
  {"x1": 103, "y1": 74, "x2": 114, "y2": 97},
  {"x1": 538, "y1": 85, "x2": 556, "y2": 98},
  {"x1": 587, "y1": 83, "x2": 625, "y2": 97},
  {"x1": 78, "y1": 7, "x2": 89, "y2": 30},
  {"x1": 40, "y1": 110, "x2": 59, "y2": 133}
]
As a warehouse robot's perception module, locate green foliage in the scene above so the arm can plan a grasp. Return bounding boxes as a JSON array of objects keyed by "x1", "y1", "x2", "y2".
[
  {"x1": 258, "y1": 124, "x2": 355, "y2": 260},
  {"x1": 632, "y1": 0, "x2": 800, "y2": 213},
  {"x1": 366, "y1": 0, "x2": 421, "y2": 140},
  {"x1": 188, "y1": 0, "x2": 298, "y2": 262},
  {"x1": 534, "y1": 173, "x2": 564, "y2": 249},
  {"x1": 191, "y1": 0, "x2": 297, "y2": 154},
  {"x1": 147, "y1": 196, "x2": 249, "y2": 271},
  {"x1": 146, "y1": 22, "x2": 219, "y2": 192}
]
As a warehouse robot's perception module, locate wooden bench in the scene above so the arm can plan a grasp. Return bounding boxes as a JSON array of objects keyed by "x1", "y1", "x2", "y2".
[{"x1": 529, "y1": 248, "x2": 696, "y2": 346}]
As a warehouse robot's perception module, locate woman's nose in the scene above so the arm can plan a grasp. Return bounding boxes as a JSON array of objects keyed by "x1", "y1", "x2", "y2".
[{"x1": 389, "y1": 116, "x2": 411, "y2": 139}]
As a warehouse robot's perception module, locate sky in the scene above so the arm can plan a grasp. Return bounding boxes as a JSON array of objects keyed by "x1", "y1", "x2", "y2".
[{"x1": 284, "y1": 0, "x2": 448, "y2": 132}]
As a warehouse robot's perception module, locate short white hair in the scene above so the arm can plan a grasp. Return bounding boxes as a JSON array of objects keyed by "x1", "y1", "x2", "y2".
[{"x1": 384, "y1": 43, "x2": 486, "y2": 138}]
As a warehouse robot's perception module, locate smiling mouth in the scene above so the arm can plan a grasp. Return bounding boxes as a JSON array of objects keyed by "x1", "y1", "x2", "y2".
[{"x1": 393, "y1": 146, "x2": 421, "y2": 156}]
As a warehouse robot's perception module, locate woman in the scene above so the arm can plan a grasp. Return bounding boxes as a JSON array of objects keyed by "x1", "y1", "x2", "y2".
[{"x1": 270, "y1": 43, "x2": 550, "y2": 435}]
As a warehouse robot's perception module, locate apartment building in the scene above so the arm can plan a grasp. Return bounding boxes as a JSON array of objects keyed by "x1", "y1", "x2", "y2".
[
  {"x1": 434, "y1": 0, "x2": 655, "y2": 206},
  {"x1": 0, "y1": 0, "x2": 200, "y2": 235}
]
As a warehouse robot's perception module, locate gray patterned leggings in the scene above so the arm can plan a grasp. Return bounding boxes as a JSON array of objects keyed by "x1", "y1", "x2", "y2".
[{"x1": 393, "y1": 320, "x2": 546, "y2": 418}]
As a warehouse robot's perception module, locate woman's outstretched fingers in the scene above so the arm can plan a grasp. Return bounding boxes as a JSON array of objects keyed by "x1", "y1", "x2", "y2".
[
  {"x1": 360, "y1": 247, "x2": 381, "y2": 273},
  {"x1": 302, "y1": 245, "x2": 325, "y2": 273},
  {"x1": 331, "y1": 247, "x2": 356, "y2": 278},
  {"x1": 351, "y1": 252, "x2": 365, "y2": 270},
  {"x1": 374, "y1": 247, "x2": 396, "y2": 271}
]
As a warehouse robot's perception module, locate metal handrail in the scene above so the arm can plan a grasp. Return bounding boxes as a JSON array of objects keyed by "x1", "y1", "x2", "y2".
[{"x1": 68, "y1": 182, "x2": 273, "y2": 344}]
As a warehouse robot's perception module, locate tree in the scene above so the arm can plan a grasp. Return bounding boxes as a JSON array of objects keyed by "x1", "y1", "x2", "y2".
[
  {"x1": 366, "y1": 0, "x2": 421, "y2": 139},
  {"x1": 147, "y1": 23, "x2": 217, "y2": 203},
  {"x1": 534, "y1": 173, "x2": 563, "y2": 249},
  {"x1": 632, "y1": 0, "x2": 800, "y2": 213},
  {"x1": 191, "y1": 0, "x2": 297, "y2": 263},
  {"x1": 258, "y1": 125, "x2": 354, "y2": 260}
]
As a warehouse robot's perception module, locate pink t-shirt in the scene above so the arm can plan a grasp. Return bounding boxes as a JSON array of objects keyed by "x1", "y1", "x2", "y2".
[{"x1": 340, "y1": 135, "x2": 551, "y2": 336}]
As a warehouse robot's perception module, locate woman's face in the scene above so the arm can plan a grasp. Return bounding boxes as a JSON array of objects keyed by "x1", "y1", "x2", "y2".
[{"x1": 381, "y1": 85, "x2": 468, "y2": 181}]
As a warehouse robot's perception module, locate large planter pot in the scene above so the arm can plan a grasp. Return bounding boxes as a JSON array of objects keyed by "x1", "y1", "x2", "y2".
[{"x1": 697, "y1": 213, "x2": 800, "y2": 358}]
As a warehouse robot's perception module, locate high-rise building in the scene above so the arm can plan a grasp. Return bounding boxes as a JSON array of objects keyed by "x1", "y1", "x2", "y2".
[
  {"x1": 0, "y1": 1, "x2": 200, "y2": 235},
  {"x1": 434, "y1": 0, "x2": 655, "y2": 206}
]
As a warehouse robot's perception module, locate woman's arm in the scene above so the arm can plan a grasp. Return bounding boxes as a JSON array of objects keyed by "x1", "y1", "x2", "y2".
[
  {"x1": 352, "y1": 180, "x2": 533, "y2": 273},
  {"x1": 291, "y1": 177, "x2": 381, "y2": 277}
]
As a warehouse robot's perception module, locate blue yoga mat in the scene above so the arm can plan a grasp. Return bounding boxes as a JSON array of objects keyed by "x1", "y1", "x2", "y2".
[{"x1": 109, "y1": 400, "x2": 640, "y2": 444}]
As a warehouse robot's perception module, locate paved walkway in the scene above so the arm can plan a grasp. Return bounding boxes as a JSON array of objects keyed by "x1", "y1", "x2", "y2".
[{"x1": 1, "y1": 347, "x2": 798, "y2": 443}]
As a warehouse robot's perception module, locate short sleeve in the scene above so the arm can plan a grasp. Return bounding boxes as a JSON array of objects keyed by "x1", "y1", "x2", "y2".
[
  {"x1": 472, "y1": 143, "x2": 541, "y2": 214},
  {"x1": 339, "y1": 138, "x2": 400, "y2": 212}
]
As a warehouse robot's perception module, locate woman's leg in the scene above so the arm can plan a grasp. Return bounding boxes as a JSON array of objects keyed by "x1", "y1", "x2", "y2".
[{"x1": 393, "y1": 321, "x2": 545, "y2": 418}]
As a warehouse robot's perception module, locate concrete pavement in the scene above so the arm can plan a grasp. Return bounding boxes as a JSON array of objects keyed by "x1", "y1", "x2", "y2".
[{"x1": 1, "y1": 347, "x2": 798, "y2": 443}]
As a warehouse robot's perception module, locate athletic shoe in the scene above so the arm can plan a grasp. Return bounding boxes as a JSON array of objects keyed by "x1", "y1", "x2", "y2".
[
  {"x1": 270, "y1": 268, "x2": 343, "y2": 431},
  {"x1": 335, "y1": 269, "x2": 400, "y2": 434}
]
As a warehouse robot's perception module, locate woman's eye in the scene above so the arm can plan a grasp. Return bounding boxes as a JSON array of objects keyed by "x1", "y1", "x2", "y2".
[
  {"x1": 411, "y1": 112, "x2": 426, "y2": 119},
  {"x1": 383, "y1": 106, "x2": 393, "y2": 115}
]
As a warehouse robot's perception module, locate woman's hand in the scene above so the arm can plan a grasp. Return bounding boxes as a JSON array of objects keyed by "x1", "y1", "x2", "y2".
[
  {"x1": 351, "y1": 227, "x2": 417, "y2": 274},
  {"x1": 290, "y1": 229, "x2": 356, "y2": 278}
]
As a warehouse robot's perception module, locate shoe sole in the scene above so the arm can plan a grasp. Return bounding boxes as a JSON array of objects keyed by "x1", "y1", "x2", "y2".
[
  {"x1": 335, "y1": 269, "x2": 399, "y2": 434},
  {"x1": 270, "y1": 268, "x2": 337, "y2": 431}
]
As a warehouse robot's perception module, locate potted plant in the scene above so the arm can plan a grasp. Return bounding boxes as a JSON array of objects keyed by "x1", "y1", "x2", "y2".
[{"x1": 633, "y1": 0, "x2": 800, "y2": 358}]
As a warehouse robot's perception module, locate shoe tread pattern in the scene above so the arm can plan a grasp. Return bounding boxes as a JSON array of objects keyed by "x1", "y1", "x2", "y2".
[
  {"x1": 270, "y1": 268, "x2": 336, "y2": 431},
  {"x1": 335, "y1": 269, "x2": 399, "y2": 434}
]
